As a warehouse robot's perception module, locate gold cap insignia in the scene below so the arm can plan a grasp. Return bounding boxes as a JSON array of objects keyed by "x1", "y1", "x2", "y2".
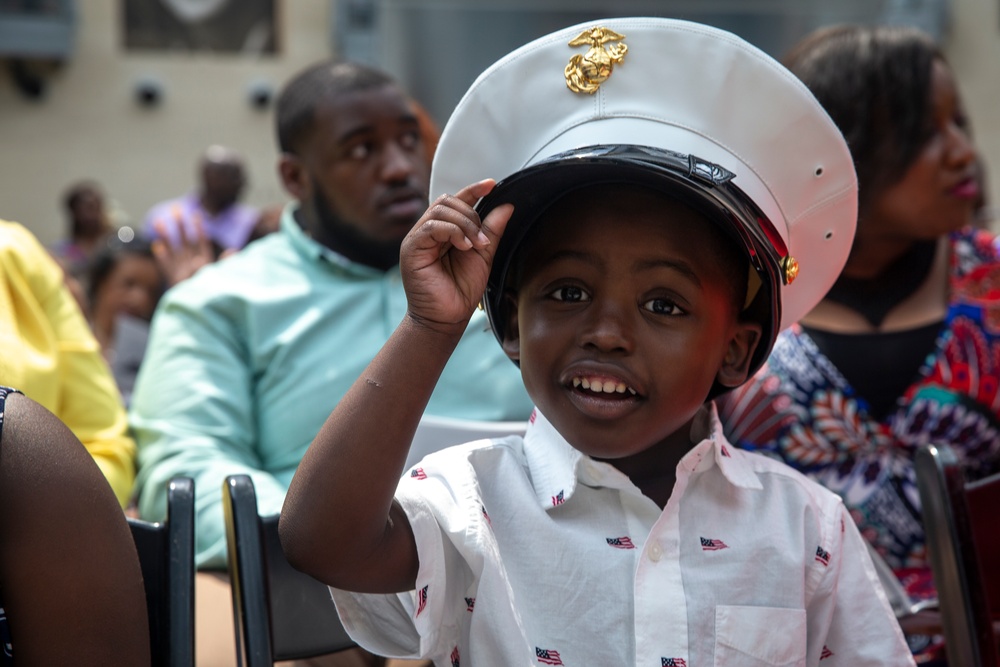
[
  {"x1": 565, "y1": 27, "x2": 628, "y2": 94},
  {"x1": 782, "y1": 256, "x2": 800, "y2": 285}
]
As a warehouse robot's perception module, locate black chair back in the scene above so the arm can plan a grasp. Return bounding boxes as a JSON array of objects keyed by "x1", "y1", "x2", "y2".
[
  {"x1": 127, "y1": 476, "x2": 195, "y2": 667},
  {"x1": 223, "y1": 474, "x2": 355, "y2": 666},
  {"x1": 915, "y1": 444, "x2": 1000, "y2": 667}
]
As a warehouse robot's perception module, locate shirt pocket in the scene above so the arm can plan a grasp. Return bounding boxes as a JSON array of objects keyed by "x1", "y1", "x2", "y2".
[{"x1": 714, "y1": 605, "x2": 807, "y2": 667}]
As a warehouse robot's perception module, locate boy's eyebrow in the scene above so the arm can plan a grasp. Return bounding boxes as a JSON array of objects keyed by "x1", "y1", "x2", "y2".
[
  {"x1": 635, "y1": 258, "x2": 702, "y2": 287},
  {"x1": 546, "y1": 251, "x2": 702, "y2": 287}
]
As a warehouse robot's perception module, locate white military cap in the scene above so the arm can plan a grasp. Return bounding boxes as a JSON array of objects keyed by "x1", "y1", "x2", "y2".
[{"x1": 430, "y1": 17, "x2": 857, "y2": 377}]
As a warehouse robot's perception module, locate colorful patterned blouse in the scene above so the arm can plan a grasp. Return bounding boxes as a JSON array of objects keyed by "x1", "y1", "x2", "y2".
[{"x1": 719, "y1": 228, "x2": 1000, "y2": 604}]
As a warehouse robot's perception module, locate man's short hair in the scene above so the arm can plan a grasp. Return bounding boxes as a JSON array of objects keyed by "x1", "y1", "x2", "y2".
[{"x1": 276, "y1": 60, "x2": 399, "y2": 155}]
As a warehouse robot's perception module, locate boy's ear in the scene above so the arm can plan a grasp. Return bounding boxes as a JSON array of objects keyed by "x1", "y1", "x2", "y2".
[
  {"x1": 716, "y1": 321, "x2": 762, "y2": 388},
  {"x1": 499, "y1": 292, "x2": 521, "y2": 363}
]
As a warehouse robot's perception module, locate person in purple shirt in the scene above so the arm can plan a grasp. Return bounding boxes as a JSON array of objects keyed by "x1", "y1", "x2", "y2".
[{"x1": 143, "y1": 145, "x2": 259, "y2": 253}]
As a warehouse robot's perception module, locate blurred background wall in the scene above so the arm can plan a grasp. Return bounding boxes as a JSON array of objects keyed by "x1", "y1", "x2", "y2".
[{"x1": 0, "y1": 0, "x2": 995, "y2": 244}]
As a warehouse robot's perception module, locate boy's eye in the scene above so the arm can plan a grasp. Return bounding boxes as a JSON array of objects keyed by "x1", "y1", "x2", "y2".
[
  {"x1": 643, "y1": 298, "x2": 684, "y2": 315},
  {"x1": 550, "y1": 285, "x2": 589, "y2": 302}
]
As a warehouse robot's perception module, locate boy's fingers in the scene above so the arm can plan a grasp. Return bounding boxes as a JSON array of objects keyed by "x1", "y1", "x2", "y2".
[
  {"x1": 480, "y1": 203, "x2": 514, "y2": 246},
  {"x1": 424, "y1": 200, "x2": 483, "y2": 239},
  {"x1": 418, "y1": 219, "x2": 476, "y2": 251},
  {"x1": 451, "y1": 178, "x2": 497, "y2": 207}
]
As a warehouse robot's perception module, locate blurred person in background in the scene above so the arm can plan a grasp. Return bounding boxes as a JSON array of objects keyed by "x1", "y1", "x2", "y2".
[
  {"x1": 49, "y1": 180, "x2": 115, "y2": 311},
  {"x1": 129, "y1": 59, "x2": 529, "y2": 666},
  {"x1": 0, "y1": 218, "x2": 136, "y2": 507},
  {"x1": 718, "y1": 25, "x2": 997, "y2": 663},
  {"x1": 87, "y1": 237, "x2": 165, "y2": 406},
  {"x1": 143, "y1": 144, "x2": 259, "y2": 252}
]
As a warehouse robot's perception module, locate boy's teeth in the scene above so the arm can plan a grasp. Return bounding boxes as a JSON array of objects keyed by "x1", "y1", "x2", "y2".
[{"x1": 572, "y1": 376, "x2": 636, "y2": 395}]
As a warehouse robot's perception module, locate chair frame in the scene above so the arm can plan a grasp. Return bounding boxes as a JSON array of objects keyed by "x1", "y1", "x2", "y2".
[
  {"x1": 914, "y1": 443, "x2": 999, "y2": 667},
  {"x1": 127, "y1": 476, "x2": 195, "y2": 667},
  {"x1": 223, "y1": 474, "x2": 355, "y2": 666}
]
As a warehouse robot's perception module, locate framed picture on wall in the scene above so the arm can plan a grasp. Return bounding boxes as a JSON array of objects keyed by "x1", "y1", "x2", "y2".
[{"x1": 122, "y1": 0, "x2": 278, "y2": 54}]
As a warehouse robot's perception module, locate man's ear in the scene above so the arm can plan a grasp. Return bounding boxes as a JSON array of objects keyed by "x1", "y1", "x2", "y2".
[
  {"x1": 278, "y1": 153, "x2": 309, "y2": 201},
  {"x1": 716, "y1": 321, "x2": 762, "y2": 388},
  {"x1": 499, "y1": 292, "x2": 521, "y2": 363}
]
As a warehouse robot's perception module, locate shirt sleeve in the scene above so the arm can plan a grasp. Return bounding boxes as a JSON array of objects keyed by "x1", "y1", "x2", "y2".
[
  {"x1": 1, "y1": 221, "x2": 136, "y2": 507},
  {"x1": 330, "y1": 463, "x2": 473, "y2": 662},
  {"x1": 807, "y1": 502, "x2": 916, "y2": 666},
  {"x1": 50, "y1": 293, "x2": 137, "y2": 507},
  {"x1": 130, "y1": 284, "x2": 286, "y2": 569}
]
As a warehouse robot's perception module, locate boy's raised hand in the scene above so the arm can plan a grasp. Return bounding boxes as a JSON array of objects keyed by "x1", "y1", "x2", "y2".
[{"x1": 401, "y1": 179, "x2": 513, "y2": 333}]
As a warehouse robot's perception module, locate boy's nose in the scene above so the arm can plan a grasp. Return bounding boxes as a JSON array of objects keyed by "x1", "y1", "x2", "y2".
[{"x1": 579, "y1": 301, "x2": 633, "y2": 354}]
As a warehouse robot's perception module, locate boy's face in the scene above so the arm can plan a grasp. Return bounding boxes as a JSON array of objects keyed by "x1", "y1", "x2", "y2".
[{"x1": 501, "y1": 187, "x2": 761, "y2": 459}]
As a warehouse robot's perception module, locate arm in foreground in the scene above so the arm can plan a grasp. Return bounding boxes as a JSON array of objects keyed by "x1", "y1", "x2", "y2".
[
  {"x1": 280, "y1": 179, "x2": 512, "y2": 594},
  {"x1": 0, "y1": 393, "x2": 150, "y2": 665}
]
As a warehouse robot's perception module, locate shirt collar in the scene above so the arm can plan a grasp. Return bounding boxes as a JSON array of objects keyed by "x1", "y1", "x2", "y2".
[
  {"x1": 522, "y1": 402, "x2": 762, "y2": 511},
  {"x1": 280, "y1": 203, "x2": 390, "y2": 278}
]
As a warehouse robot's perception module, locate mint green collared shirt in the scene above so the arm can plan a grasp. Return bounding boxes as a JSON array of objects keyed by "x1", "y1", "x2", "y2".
[{"x1": 130, "y1": 207, "x2": 533, "y2": 568}]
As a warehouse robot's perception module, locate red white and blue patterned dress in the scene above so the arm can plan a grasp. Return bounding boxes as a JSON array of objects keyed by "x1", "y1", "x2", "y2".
[{"x1": 720, "y1": 228, "x2": 1000, "y2": 610}]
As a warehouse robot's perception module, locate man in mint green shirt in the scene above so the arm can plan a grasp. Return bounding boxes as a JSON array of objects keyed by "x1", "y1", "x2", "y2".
[{"x1": 129, "y1": 61, "x2": 532, "y2": 574}]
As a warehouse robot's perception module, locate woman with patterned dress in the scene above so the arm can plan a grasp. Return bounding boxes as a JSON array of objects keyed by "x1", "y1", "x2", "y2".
[{"x1": 717, "y1": 25, "x2": 994, "y2": 662}]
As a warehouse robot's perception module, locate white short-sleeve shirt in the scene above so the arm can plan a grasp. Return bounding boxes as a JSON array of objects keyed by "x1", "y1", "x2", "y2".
[{"x1": 331, "y1": 405, "x2": 915, "y2": 667}]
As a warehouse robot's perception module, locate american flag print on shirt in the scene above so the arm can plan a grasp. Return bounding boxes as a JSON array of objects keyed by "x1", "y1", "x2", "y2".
[
  {"x1": 815, "y1": 545, "x2": 831, "y2": 566},
  {"x1": 481, "y1": 504, "x2": 491, "y2": 526},
  {"x1": 536, "y1": 647, "x2": 563, "y2": 665},
  {"x1": 721, "y1": 444, "x2": 731, "y2": 457},
  {"x1": 410, "y1": 467, "x2": 427, "y2": 480},
  {"x1": 662, "y1": 658, "x2": 687, "y2": 666},
  {"x1": 700, "y1": 537, "x2": 728, "y2": 551},
  {"x1": 450, "y1": 645, "x2": 460, "y2": 667},
  {"x1": 820, "y1": 645, "x2": 833, "y2": 660},
  {"x1": 607, "y1": 536, "x2": 635, "y2": 549},
  {"x1": 551, "y1": 490, "x2": 565, "y2": 506},
  {"x1": 465, "y1": 597, "x2": 475, "y2": 612},
  {"x1": 416, "y1": 585, "x2": 428, "y2": 616}
]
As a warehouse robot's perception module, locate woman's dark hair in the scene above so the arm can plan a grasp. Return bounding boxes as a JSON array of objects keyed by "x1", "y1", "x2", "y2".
[
  {"x1": 783, "y1": 25, "x2": 944, "y2": 216},
  {"x1": 87, "y1": 236, "x2": 159, "y2": 307}
]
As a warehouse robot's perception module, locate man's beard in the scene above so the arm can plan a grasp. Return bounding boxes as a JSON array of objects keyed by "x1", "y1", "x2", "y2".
[{"x1": 312, "y1": 182, "x2": 405, "y2": 271}]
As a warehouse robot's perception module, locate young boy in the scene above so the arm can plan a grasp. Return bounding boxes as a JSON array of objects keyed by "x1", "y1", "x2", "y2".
[{"x1": 281, "y1": 18, "x2": 915, "y2": 666}]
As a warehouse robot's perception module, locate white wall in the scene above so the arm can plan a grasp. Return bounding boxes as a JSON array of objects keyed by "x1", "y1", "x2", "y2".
[
  {"x1": 3, "y1": 1, "x2": 999, "y2": 245},
  {"x1": 0, "y1": 2, "x2": 331, "y2": 245},
  {"x1": 943, "y1": 0, "x2": 1000, "y2": 224}
]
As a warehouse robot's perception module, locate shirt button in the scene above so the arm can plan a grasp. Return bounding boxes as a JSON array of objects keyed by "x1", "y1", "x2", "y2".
[{"x1": 648, "y1": 542, "x2": 662, "y2": 562}]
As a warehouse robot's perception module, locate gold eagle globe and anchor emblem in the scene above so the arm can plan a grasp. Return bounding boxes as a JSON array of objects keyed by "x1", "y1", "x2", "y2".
[{"x1": 564, "y1": 27, "x2": 628, "y2": 94}]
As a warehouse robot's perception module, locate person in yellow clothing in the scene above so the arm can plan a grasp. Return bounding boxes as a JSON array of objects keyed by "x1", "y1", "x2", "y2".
[{"x1": 0, "y1": 219, "x2": 136, "y2": 506}]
